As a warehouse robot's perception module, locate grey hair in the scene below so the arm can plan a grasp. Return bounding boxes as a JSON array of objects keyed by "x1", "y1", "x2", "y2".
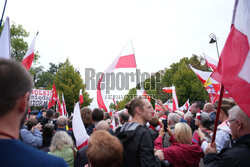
[
  {"x1": 200, "y1": 112, "x2": 213, "y2": 130},
  {"x1": 57, "y1": 116, "x2": 68, "y2": 127},
  {"x1": 96, "y1": 120, "x2": 110, "y2": 131},
  {"x1": 184, "y1": 112, "x2": 193, "y2": 121},
  {"x1": 168, "y1": 113, "x2": 181, "y2": 124},
  {"x1": 49, "y1": 131, "x2": 73, "y2": 152},
  {"x1": 229, "y1": 105, "x2": 250, "y2": 127}
]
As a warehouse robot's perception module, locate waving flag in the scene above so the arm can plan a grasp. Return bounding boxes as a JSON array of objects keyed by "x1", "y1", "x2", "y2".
[
  {"x1": 111, "y1": 118, "x2": 116, "y2": 132},
  {"x1": 79, "y1": 89, "x2": 84, "y2": 105},
  {"x1": 211, "y1": 0, "x2": 250, "y2": 117},
  {"x1": 190, "y1": 65, "x2": 230, "y2": 103},
  {"x1": 137, "y1": 85, "x2": 151, "y2": 101},
  {"x1": 204, "y1": 53, "x2": 218, "y2": 71},
  {"x1": 48, "y1": 82, "x2": 58, "y2": 109},
  {"x1": 21, "y1": 32, "x2": 38, "y2": 70},
  {"x1": 57, "y1": 93, "x2": 63, "y2": 115},
  {"x1": 0, "y1": 17, "x2": 10, "y2": 59},
  {"x1": 97, "y1": 40, "x2": 136, "y2": 112},
  {"x1": 162, "y1": 86, "x2": 179, "y2": 111},
  {"x1": 179, "y1": 99, "x2": 190, "y2": 111},
  {"x1": 72, "y1": 102, "x2": 89, "y2": 150},
  {"x1": 62, "y1": 93, "x2": 67, "y2": 116}
]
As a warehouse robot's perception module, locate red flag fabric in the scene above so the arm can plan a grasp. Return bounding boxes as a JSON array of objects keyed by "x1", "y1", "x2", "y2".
[
  {"x1": 97, "y1": 40, "x2": 136, "y2": 112},
  {"x1": 72, "y1": 102, "x2": 89, "y2": 150},
  {"x1": 113, "y1": 98, "x2": 118, "y2": 111},
  {"x1": 57, "y1": 93, "x2": 62, "y2": 115},
  {"x1": 162, "y1": 86, "x2": 179, "y2": 111},
  {"x1": 163, "y1": 87, "x2": 172, "y2": 93},
  {"x1": 21, "y1": 33, "x2": 38, "y2": 70},
  {"x1": 204, "y1": 54, "x2": 218, "y2": 71},
  {"x1": 79, "y1": 89, "x2": 84, "y2": 105},
  {"x1": 190, "y1": 65, "x2": 230, "y2": 103},
  {"x1": 48, "y1": 82, "x2": 58, "y2": 109},
  {"x1": 211, "y1": 0, "x2": 250, "y2": 117}
]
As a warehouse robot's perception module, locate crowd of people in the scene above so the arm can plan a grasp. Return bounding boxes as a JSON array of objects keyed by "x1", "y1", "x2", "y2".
[{"x1": 0, "y1": 58, "x2": 250, "y2": 167}]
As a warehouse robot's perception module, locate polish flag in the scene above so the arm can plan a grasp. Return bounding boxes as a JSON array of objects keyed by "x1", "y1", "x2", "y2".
[
  {"x1": 97, "y1": 40, "x2": 136, "y2": 112},
  {"x1": 179, "y1": 99, "x2": 190, "y2": 111},
  {"x1": 48, "y1": 82, "x2": 58, "y2": 109},
  {"x1": 21, "y1": 32, "x2": 38, "y2": 70},
  {"x1": 211, "y1": 0, "x2": 250, "y2": 117},
  {"x1": 162, "y1": 86, "x2": 179, "y2": 111},
  {"x1": 0, "y1": 17, "x2": 10, "y2": 59},
  {"x1": 155, "y1": 103, "x2": 163, "y2": 111},
  {"x1": 204, "y1": 53, "x2": 218, "y2": 71},
  {"x1": 61, "y1": 104, "x2": 64, "y2": 116},
  {"x1": 79, "y1": 89, "x2": 84, "y2": 105},
  {"x1": 57, "y1": 93, "x2": 63, "y2": 115},
  {"x1": 137, "y1": 85, "x2": 151, "y2": 101},
  {"x1": 111, "y1": 118, "x2": 116, "y2": 132},
  {"x1": 72, "y1": 102, "x2": 89, "y2": 150},
  {"x1": 162, "y1": 87, "x2": 172, "y2": 93},
  {"x1": 62, "y1": 93, "x2": 67, "y2": 116}
]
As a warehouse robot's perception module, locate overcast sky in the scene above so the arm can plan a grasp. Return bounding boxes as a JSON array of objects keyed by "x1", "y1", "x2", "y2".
[{"x1": 2, "y1": 0, "x2": 235, "y2": 108}]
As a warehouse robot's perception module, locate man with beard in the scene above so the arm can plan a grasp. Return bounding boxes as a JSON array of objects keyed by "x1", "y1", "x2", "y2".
[
  {"x1": 0, "y1": 59, "x2": 67, "y2": 167},
  {"x1": 116, "y1": 96, "x2": 163, "y2": 167}
]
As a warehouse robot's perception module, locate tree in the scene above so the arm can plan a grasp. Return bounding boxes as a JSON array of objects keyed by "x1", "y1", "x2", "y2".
[{"x1": 53, "y1": 59, "x2": 92, "y2": 113}]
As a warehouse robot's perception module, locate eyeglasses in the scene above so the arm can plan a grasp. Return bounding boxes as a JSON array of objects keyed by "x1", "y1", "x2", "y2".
[{"x1": 226, "y1": 119, "x2": 236, "y2": 126}]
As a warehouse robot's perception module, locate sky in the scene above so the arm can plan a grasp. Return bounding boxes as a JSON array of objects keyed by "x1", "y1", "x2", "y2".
[{"x1": 2, "y1": 0, "x2": 235, "y2": 109}]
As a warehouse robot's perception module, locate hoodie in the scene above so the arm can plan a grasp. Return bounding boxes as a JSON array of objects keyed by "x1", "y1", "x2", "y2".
[
  {"x1": 117, "y1": 122, "x2": 161, "y2": 167},
  {"x1": 155, "y1": 136, "x2": 204, "y2": 167}
]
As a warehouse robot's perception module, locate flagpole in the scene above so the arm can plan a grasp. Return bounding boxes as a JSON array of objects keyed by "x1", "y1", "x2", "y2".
[
  {"x1": 0, "y1": 0, "x2": 7, "y2": 29},
  {"x1": 211, "y1": 84, "x2": 224, "y2": 143}
]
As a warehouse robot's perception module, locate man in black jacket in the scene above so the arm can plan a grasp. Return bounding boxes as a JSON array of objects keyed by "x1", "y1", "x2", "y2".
[
  {"x1": 204, "y1": 105, "x2": 250, "y2": 167},
  {"x1": 117, "y1": 97, "x2": 163, "y2": 167}
]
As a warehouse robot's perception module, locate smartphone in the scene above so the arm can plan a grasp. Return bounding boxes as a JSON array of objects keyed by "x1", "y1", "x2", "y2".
[{"x1": 162, "y1": 119, "x2": 168, "y2": 132}]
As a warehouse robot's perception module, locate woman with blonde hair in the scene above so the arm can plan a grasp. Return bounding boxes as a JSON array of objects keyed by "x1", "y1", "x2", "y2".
[
  {"x1": 155, "y1": 123, "x2": 203, "y2": 167},
  {"x1": 49, "y1": 131, "x2": 77, "y2": 167}
]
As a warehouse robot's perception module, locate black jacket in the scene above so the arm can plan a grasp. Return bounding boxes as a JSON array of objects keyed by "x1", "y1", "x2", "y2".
[
  {"x1": 204, "y1": 134, "x2": 250, "y2": 167},
  {"x1": 116, "y1": 122, "x2": 161, "y2": 167}
]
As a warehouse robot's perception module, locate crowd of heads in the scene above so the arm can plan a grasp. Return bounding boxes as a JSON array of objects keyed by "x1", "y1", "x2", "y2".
[{"x1": 1, "y1": 58, "x2": 250, "y2": 167}]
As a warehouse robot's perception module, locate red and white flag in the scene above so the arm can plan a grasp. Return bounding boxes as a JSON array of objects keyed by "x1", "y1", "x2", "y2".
[
  {"x1": 0, "y1": 17, "x2": 10, "y2": 59},
  {"x1": 162, "y1": 86, "x2": 179, "y2": 111},
  {"x1": 57, "y1": 93, "x2": 63, "y2": 115},
  {"x1": 190, "y1": 65, "x2": 230, "y2": 103},
  {"x1": 72, "y1": 102, "x2": 89, "y2": 150},
  {"x1": 62, "y1": 93, "x2": 67, "y2": 116},
  {"x1": 179, "y1": 99, "x2": 190, "y2": 111},
  {"x1": 137, "y1": 85, "x2": 151, "y2": 101},
  {"x1": 48, "y1": 82, "x2": 58, "y2": 109},
  {"x1": 79, "y1": 89, "x2": 84, "y2": 105},
  {"x1": 97, "y1": 40, "x2": 136, "y2": 112},
  {"x1": 211, "y1": 0, "x2": 250, "y2": 117},
  {"x1": 113, "y1": 98, "x2": 118, "y2": 111},
  {"x1": 111, "y1": 118, "x2": 116, "y2": 132},
  {"x1": 21, "y1": 32, "x2": 38, "y2": 70},
  {"x1": 204, "y1": 53, "x2": 218, "y2": 71}
]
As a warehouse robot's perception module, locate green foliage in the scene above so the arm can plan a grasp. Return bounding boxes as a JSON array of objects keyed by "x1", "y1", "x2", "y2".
[{"x1": 53, "y1": 59, "x2": 92, "y2": 113}]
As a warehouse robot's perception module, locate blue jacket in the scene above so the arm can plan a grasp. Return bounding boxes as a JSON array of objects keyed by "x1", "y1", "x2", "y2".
[{"x1": 20, "y1": 126, "x2": 42, "y2": 148}]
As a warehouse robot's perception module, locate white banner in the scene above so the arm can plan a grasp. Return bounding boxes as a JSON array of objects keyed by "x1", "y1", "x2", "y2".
[{"x1": 29, "y1": 89, "x2": 52, "y2": 106}]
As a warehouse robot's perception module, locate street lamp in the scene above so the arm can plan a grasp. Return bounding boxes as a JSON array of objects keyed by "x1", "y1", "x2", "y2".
[{"x1": 209, "y1": 33, "x2": 220, "y2": 59}]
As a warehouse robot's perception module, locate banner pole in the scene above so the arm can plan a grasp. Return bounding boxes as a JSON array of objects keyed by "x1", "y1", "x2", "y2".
[{"x1": 211, "y1": 84, "x2": 224, "y2": 143}]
